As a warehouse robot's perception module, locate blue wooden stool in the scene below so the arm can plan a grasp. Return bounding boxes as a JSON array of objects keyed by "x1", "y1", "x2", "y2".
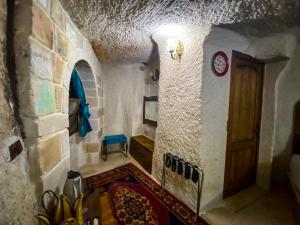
[{"x1": 101, "y1": 134, "x2": 128, "y2": 161}]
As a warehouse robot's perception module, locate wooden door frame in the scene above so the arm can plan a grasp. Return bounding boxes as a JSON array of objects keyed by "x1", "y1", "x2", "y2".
[{"x1": 223, "y1": 50, "x2": 265, "y2": 198}]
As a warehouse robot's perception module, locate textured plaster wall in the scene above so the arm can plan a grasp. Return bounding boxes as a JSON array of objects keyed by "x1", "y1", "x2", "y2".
[
  {"x1": 152, "y1": 28, "x2": 207, "y2": 209},
  {"x1": 0, "y1": 0, "x2": 37, "y2": 224},
  {"x1": 13, "y1": 0, "x2": 103, "y2": 202},
  {"x1": 152, "y1": 25, "x2": 300, "y2": 211},
  {"x1": 61, "y1": 0, "x2": 300, "y2": 63}
]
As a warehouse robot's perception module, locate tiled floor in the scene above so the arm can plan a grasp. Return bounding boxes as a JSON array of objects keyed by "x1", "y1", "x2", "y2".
[
  {"x1": 80, "y1": 152, "x2": 154, "y2": 180},
  {"x1": 80, "y1": 153, "x2": 296, "y2": 225},
  {"x1": 203, "y1": 185, "x2": 296, "y2": 225}
]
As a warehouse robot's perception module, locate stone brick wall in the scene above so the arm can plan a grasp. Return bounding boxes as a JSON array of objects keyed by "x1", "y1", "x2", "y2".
[
  {"x1": 71, "y1": 60, "x2": 104, "y2": 169},
  {"x1": 14, "y1": 0, "x2": 103, "y2": 196}
]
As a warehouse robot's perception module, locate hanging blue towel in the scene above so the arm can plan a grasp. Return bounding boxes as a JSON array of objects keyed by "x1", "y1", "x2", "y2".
[{"x1": 70, "y1": 69, "x2": 92, "y2": 137}]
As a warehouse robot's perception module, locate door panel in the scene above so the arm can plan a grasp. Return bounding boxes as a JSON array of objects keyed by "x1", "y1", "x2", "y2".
[
  {"x1": 228, "y1": 148, "x2": 255, "y2": 194},
  {"x1": 223, "y1": 51, "x2": 263, "y2": 198},
  {"x1": 231, "y1": 67, "x2": 257, "y2": 142}
]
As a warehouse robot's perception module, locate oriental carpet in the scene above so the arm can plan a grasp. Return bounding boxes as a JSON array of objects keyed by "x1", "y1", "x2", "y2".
[{"x1": 84, "y1": 163, "x2": 208, "y2": 225}]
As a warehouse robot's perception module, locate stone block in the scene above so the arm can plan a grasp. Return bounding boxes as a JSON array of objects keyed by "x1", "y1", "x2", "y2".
[
  {"x1": 61, "y1": 129, "x2": 70, "y2": 158},
  {"x1": 51, "y1": 0, "x2": 65, "y2": 30},
  {"x1": 41, "y1": 157, "x2": 70, "y2": 193},
  {"x1": 54, "y1": 27, "x2": 69, "y2": 59},
  {"x1": 85, "y1": 89, "x2": 97, "y2": 97},
  {"x1": 98, "y1": 108, "x2": 104, "y2": 117},
  {"x1": 37, "y1": 113, "x2": 68, "y2": 137},
  {"x1": 97, "y1": 72, "x2": 101, "y2": 80},
  {"x1": 55, "y1": 85, "x2": 63, "y2": 111},
  {"x1": 85, "y1": 143, "x2": 99, "y2": 153},
  {"x1": 83, "y1": 81, "x2": 96, "y2": 89},
  {"x1": 98, "y1": 87, "x2": 103, "y2": 97},
  {"x1": 65, "y1": 19, "x2": 76, "y2": 40},
  {"x1": 52, "y1": 53, "x2": 65, "y2": 83},
  {"x1": 99, "y1": 128, "x2": 103, "y2": 137},
  {"x1": 31, "y1": 78, "x2": 56, "y2": 116},
  {"x1": 32, "y1": 3, "x2": 53, "y2": 49},
  {"x1": 62, "y1": 88, "x2": 69, "y2": 114},
  {"x1": 89, "y1": 108, "x2": 98, "y2": 119},
  {"x1": 78, "y1": 69, "x2": 93, "y2": 81},
  {"x1": 90, "y1": 120, "x2": 99, "y2": 131},
  {"x1": 97, "y1": 76, "x2": 101, "y2": 85},
  {"x1": 98, "y1": 97, "x2": 103, "y2": 108},
  {"x1": 86, "y1": 97, "x2": 98, "y2": 107},
  {"x1": 30, "y1": 39, "x2": 52, "y2": 81},
  {"x1": 66, "y1": 19, "x2": 83, "y2": 48},
  {"x1": 38, "y1": 134, "x2": 62, "y2": 173},
  {"x1": 85, "y1": 131, "x2": 100, "y2": 143},
  {"x1": 63, "y1": 67, "x2": 71, "y2": 90}
]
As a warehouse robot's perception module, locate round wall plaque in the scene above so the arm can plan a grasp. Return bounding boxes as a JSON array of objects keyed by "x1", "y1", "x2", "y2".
[{"x1": 212, "y1": 51, "x2": 229, "y2": 76}]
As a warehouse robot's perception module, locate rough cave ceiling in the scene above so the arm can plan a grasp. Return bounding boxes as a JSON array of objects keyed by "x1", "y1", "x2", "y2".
[{"x1": 60, "y1": 0, "x2": 300, "y2": 63}]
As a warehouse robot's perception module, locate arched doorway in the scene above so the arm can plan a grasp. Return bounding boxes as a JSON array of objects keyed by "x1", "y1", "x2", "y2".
[{"x1": 68, "y1": 60, "x2": 101, "y2": 170}]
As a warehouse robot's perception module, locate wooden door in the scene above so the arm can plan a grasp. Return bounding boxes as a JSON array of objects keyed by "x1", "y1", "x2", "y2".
[{"x1": 223, "y1": 51, "x2": 264, "y2": 198}]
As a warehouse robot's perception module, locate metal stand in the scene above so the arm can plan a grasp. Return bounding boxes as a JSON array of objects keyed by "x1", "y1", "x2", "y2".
[{"x1": 161, "y1": 153, "x2": 204, "y2": 222}]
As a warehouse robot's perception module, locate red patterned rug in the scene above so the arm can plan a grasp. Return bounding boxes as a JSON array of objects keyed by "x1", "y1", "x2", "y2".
[
  {"x1": 85, "y1": 163, "x2": 209, "y2": 225},
  {"x1": 108, "y1": 182, "x2": 169, "y2": 225}
]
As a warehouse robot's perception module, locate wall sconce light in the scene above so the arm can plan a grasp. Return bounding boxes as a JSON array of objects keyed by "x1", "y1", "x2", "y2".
[{"x1": 167, "y1": 39, "x2": 184, "y2": 61}]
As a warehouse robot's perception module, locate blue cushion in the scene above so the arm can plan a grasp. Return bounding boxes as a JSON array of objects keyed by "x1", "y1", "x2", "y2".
[{"x1": 104, "y1": 134, "x2": 127, "y2": 144}]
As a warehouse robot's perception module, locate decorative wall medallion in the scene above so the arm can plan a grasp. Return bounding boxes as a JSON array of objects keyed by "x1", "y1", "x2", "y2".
[{"x1": 212, "y1": 51, "x2": 229, "y2": 76}]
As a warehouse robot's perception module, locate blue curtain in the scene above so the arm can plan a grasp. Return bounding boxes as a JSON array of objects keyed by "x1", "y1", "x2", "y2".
[{"x1": 70, "y1": 69, "x2": 92, "y2": 137}]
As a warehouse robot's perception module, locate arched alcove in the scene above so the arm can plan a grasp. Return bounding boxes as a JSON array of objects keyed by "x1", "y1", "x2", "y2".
[{"x1": 68, "y1": 60, "x2": 101, "y2": 170}]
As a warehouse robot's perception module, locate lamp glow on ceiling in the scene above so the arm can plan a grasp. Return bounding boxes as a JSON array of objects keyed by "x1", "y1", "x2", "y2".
[{"x1": 157, "y1": 24, "x2": 184, "y2": 38}]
